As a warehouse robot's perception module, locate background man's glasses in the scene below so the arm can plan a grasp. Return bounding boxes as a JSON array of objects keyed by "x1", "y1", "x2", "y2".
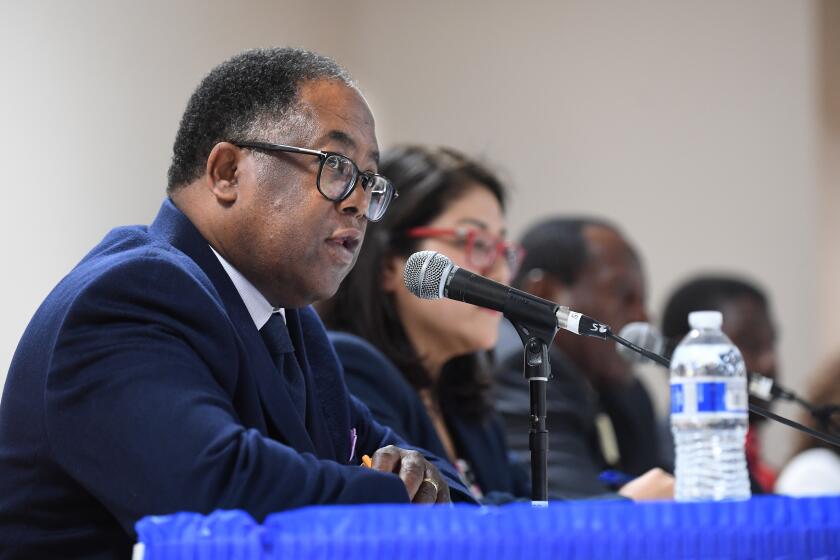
[
  {"x1": 406, "y1": 226, "x2": 524, "y2": 275},
  {"x1": 233, "y1": 141, "x2": 397, "y2": 222}
]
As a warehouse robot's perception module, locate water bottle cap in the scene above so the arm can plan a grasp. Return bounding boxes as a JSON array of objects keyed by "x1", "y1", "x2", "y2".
[{"x1": 688, "y1": 310, "x2": 723, "y2": 330}]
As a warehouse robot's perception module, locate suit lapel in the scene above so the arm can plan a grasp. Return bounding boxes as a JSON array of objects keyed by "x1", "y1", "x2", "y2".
[
  {"x1": 293, "y1": 308, "x2": 353, "y2": 463},
  {"x1": 148, "y1": 199, "x2": 316, "y2": 454}
]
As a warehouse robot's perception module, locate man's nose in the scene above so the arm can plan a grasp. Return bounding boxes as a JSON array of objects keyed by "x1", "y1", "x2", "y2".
[
  {"x1": 623, "y1": 300, "x2": 649, "y2": 327},
  {"x1": 634, "y1": 306, "x2": 649, "y2": 324},
  {"x1": 338, "y1": 177, "x2": 371, "y2": 219},
  {"x1": 756, "y1": 349, "x2": 779, "y2": 379}
]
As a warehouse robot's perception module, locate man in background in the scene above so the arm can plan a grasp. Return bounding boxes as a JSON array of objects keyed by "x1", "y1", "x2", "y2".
[
  {"x1": 0, "y1": 48, "x2": 468, "y2": 558},
  {"x1": 494, "y1": 217, "x2": 669, "y2": 498}
]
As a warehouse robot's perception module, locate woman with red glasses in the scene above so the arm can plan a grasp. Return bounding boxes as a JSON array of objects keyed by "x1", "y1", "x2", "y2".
[{"x1": 317, "y1": 145, "x2": 528, "y2": 501}]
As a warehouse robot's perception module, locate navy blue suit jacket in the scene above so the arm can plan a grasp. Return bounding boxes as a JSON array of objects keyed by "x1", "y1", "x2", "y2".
[
  {"x1": 329, "y1": 332, "x2": 529, "y2": 502},
  {"x1": 0, "y1": 200, "x2": 471, "y2": 558}
]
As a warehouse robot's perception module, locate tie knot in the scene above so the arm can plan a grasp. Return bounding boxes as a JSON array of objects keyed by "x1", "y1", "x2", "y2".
[{"x1": 260, "y1": 313, "x2": 294, "y2": 357}]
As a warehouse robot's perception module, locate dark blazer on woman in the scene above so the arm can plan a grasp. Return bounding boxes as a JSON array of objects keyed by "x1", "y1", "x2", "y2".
[{"x1": 329, "y1": 331, "x2": 529, "y2": 501}]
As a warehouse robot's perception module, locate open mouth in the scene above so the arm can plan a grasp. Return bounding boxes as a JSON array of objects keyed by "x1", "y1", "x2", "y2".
[
  {"x1": 327, "y1": 229, "x2": 362, "y2": 262},
  {"x1": 336, "y1": 236, "x2": 360, "y2": 253}
]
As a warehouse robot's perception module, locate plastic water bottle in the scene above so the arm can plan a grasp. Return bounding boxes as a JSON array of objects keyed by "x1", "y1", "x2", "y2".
[{"x1": 670, "y1": 311, "x2": 750, "y2": 501}]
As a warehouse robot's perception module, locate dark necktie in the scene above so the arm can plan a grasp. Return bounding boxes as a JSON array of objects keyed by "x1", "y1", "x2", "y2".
[{"x1": 259, "y1": 312, "x2": 307, "y2": 420}]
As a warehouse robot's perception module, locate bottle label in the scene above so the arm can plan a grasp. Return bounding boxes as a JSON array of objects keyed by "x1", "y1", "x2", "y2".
[{"x1": 670, "y1": 377, "x2": 748, "y2": 417}]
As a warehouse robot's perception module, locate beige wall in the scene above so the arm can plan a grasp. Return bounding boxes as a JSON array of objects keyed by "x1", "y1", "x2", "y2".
[
  {"x1": 1, "y1": 0, "x2": 832, "y2": 467},
  {"x1": 819, "y1": 0, "x2": 840, "y2": 374}
]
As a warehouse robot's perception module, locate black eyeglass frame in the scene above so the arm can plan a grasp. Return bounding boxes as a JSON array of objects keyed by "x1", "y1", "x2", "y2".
[{"x1": 232, "y1": 140, "x2": 397, "y2": 221}]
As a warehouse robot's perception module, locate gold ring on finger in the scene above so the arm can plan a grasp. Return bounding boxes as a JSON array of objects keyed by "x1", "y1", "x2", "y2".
[{"x1": 422, "y1": 477, "x2": 439, "y2": 495}]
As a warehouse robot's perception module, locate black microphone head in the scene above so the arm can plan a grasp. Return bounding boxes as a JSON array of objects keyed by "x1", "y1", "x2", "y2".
[
  {"x1": 403, "y1": 251, "x2": 456, "y2": 300},
  {"x1": 616, "y1": 322, "x2": 666, "y2": 365}
]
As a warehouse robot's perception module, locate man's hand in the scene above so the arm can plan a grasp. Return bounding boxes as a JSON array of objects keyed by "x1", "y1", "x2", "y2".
[
  {"x1": 617, "y1": 467, "x2": 674, "y2": 501},
  {"x1": 370, "y1": 445, "x2": 451, "y2": 504}
]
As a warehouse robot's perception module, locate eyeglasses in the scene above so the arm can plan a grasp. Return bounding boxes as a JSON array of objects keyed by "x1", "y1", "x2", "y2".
[
  {"x1": 406, "y1": 226, "x2": 525, "y2": 275},
  {"x1": 232, "y1": 141, "x2": 398, "y2": 222}
]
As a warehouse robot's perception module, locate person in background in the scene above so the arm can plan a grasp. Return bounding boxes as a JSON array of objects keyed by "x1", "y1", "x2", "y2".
[
  {"x1": 774, "y1": 354, "x2": 840, "y2": 496},
  {"x1": 0, "y1": 48, "x2": 470, "y2": 558},
  {"x1": 661, "y1": 276, "x2": 779, "y2": 493},
  {"x1": 494, "y1": 218, "x2": 672, "y2": 499},
  {"x1": 317, "y1": 145, "x2": 530, "y2": 502}
]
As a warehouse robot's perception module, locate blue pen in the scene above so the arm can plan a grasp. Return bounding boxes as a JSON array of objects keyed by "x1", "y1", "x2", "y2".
[{"x1": 599, "y1": 470, "x2": 634, "y2": 488}]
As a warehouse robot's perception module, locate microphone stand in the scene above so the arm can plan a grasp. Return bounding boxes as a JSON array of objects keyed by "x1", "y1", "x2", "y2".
[{"x1": 510, "y1": 320, "x2": 559, "y2": 506}]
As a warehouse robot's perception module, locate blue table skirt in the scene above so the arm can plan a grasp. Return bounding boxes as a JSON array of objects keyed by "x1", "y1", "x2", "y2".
[{"x1": 135, "y1": 495, "x2": 840, "y2": 560}]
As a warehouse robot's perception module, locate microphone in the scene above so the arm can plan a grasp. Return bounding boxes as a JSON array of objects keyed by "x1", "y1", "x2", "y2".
[
  {"x1": 403, "y1": 251, "x2": 611, "y2": 339},
  {"x1": 616, "y1": 321, "x2": 780, "y2": 402},
  {"x1": 403, "y1": 252, "x2": 840, "y2": 448},
  {"x1": 614, "y1": 322, "x2": 669, "y2": 364}
]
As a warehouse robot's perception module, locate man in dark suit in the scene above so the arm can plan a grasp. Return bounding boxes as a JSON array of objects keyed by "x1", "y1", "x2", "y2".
[{"x1": 0, "y1": 48, "x2": 469, "y2": 558}]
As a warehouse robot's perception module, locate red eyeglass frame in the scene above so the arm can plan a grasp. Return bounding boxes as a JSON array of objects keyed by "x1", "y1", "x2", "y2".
[{"x1": 406, "y1": 226, "x2": 525, "y2": 275}]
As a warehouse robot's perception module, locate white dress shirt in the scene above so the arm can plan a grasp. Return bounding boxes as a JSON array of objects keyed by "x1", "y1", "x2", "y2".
[{"x1": 210, "y1": 246, "x2": 285, "y2": 329}]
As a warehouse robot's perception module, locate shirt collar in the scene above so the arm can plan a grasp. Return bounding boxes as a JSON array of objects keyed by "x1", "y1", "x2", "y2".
[{"x1": 210, "y1": 246, "x2": 284, "y2": 329}]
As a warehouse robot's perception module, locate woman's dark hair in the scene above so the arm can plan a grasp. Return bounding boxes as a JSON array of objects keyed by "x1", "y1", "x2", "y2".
[{"x1": 319, "y1": 145, "x2": 507, "y2": 421}]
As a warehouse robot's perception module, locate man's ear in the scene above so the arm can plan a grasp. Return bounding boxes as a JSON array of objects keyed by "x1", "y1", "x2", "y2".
[
  {"x1": 521, "y1": 269, "x2": 570, "y2": 305},
  {"x1": 204, "y1": 142, "x2": 241, "y2": 204},
  {"x1": 381, "y1": 255, "x2": 406, "y2": 293}
]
